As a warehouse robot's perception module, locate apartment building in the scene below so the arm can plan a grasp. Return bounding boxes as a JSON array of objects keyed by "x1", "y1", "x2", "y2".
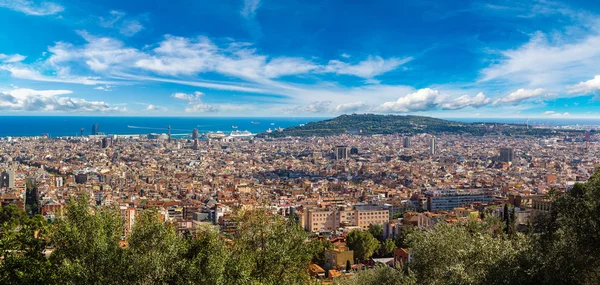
[{"x1": 304, "y1": 205, "x2": 389, "y2": 232}]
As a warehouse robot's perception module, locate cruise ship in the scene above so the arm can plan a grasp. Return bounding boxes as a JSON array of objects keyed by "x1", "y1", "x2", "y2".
[{"x1": 229, "y1": 130, "x2": 254, "y2": 138}]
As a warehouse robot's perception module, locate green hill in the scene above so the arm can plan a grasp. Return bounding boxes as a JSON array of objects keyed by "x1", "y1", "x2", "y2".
[{"x1": 259, "y1": 114, "x2": 575, "y2": 137}]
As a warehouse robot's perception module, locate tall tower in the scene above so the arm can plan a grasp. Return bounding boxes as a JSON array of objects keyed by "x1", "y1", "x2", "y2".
[
  {"x1": 192, "y1": 128, "x2": 199, "y2": 140},
  {"x1": 168, "y1": 125, "x2": 172, "y2": 143},
  {"x1": 192, "y1": 128, "x2": 199, "y2": 150},
  {"x1": 403, "y1": 137, "x2": 411, "y2": 148},
  {"x1": 92, "y1": 124, "x2": 99, "y2": 135},
  {"x1": 430, "y1": 137, "x2": 436, "y2": 155},
  {"x1": 335, "y1": 145, "x2": 348, "y2": 160},
  {"x1": 499, "y1": 148, "x2": 514, "y2": 163}
]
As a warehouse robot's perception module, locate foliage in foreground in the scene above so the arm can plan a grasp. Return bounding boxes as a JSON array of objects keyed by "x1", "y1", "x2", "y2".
[{"x1": 2, "y1": 168, "x2": 600, "y2": 284}]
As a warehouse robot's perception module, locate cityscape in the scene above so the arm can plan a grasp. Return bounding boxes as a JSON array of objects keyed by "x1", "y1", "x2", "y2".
[{"x1": 1, "y1": 0, "x2": 600, "y2": 285}]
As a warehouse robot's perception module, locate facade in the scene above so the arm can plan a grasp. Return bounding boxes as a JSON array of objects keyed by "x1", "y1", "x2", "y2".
[
  {"x1": 425, "y1": 189, "x2": 494, "y2": 211},
  {"x1": 430, "y1": 137, "x2": 436, "y2": 155},
  {"x1": 324, "y1": 246, "x2": 354, "y2": 269},
  {"x1": 335, "y1": 145, "x2": 348, "y2": 160},
  {"x1": 0, "y1": 168, "x2": 15, "y2": 188},
  {"x1": 499, "y1": 148, "x2": 514, "y2": 162},
  {"x1": 403, "y1": 137, "x2": 411, "y2": 148},
  {"x1": 304, "y1": 205, "x2": 389, "y2": 232},
  {"x1": 92, "y1": 123, "x2": 99, "y2": 135}
]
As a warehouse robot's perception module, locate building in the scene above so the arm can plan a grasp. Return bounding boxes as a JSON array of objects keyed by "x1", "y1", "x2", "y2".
[
  {"x1": 403, "y1": 137, "x2": 411, "y2": 148},
  {"x1": 425, "y1": 189, "x2": 494, "y2": 211},
  {"x1": 430, "y1": 137, "x2": 436, "y2": 155},
  {"x1": 324, "y1": 245, "x2": 354, "y2": 269},
  {"x1": 304, "y1": 205, "x2": 389, "y2": 232},
  {"x1": 74, "y1": 173, "x2": 88, "y2": 184},
  {"x1": 168, "y1": 125, "x2": 172, "y2": 142},
  {"x1": 102, "y1": 137, "x2": 112, "y2": 148},
  {"x1": 350, "y1": 147, "x2": 359, "y2": 155},
  {"x1": 192, "y1": 128, "x2": 199, "y2": 140},
  {"x1": 92, "y1": 123, "x2": 99, "y2": 135},
  {"x1": 335, "y1": 145, "x2": 348, "y2": 160},
  {"x1": 499, "y1": 148, "x2": 514, "y2": 163},
  {"x1": 0, "y1": 168, "x2": 15, "y2": 189}
]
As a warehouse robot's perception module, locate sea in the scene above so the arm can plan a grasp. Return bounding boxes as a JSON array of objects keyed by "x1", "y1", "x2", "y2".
[
  {"x1": 0, "y1": 116, "x2": 329, "y2": 138},
  {"x1": 0, "y1": 116, "x2": 599, "y2": 138}
]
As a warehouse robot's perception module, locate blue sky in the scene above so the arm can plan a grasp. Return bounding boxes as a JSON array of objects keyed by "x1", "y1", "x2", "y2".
[{"x1": 1, "y1": 0, "x2": 600, "y2": 117}]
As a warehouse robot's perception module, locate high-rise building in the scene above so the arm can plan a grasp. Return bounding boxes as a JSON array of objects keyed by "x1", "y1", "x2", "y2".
[
  {"x1": 335, "y1": 145, "x2": 348, "y2": 160},
  {"x1": 0, "y1": 168, "x2": 15, "y2": 188},
  {"x1": 499, "y1": 148, "x2": 514, "y2": 163},
  {"x1": 192, "y1": 128, "x2": 199, "y2": 140},
  {"x1": 403, "y1": 137, "x2": 411, "y2": 148},
  {"x1": 430, "y1": 137, "x2": 436, "y2": 155},
  {"x1": 350, "y1": 147, "x2": 359, "y2": 155},
  {"x1": 102, "y1": 137, "x2": 112, "y2": 148},
  {"x1": 92, "y1": 124, "x2": 99, "y2": 135}
]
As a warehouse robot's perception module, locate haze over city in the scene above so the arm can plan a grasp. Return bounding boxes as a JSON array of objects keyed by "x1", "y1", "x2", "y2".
[{"x1": 1, "y1": 0, "x2": 600, "y2": 117}]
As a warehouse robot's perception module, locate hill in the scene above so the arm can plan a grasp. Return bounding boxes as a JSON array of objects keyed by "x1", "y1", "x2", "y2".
[{"x1": 259, "y1": 114, "x2": 575, "y2": 137}]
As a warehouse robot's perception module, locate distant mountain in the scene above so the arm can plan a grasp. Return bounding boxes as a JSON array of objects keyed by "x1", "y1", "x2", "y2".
[{"x1": 258, "y1": 114, "x2": 578, "y2": 137}]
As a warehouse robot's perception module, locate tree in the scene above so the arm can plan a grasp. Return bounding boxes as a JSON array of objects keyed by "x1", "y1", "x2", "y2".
[
  {"x1": 49, "y1": 196, "x2": 125, "y2": 285},
  {"x1": 181, "y1": 225, "x2": 230, "y2": 285},
  {"x1": 124, "y1": 209, "x2": 187, "y2": 284},
  {"x1": 334, "y1": 265, "x2": 417, "y2": 285},
  {"x1": 368, "y1": 224, "x2": 384, "y2": 241},
  {"x1": 346, "y1": 230, "x2": 379, "y2": 262},
  {"x1": 231, "y1": 208, "x2": 313, "y2": 284},
  {"x1": 406, "y1": 220, "x2": 531, "y2": 285},
  {"x1": 310, "y1": 238, "x2": 333, "y2": 267},
  {"x1": 0, "y1": 205, "x2": 51, "y2": 285},
  {"x1": 378, "y1": 239, "x2": 396, "y2": 258}
]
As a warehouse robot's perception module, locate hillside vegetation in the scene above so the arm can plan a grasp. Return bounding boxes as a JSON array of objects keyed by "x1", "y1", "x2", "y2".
[{"x1": 259, "y1": 114, "x2": 578, "y2": 137}]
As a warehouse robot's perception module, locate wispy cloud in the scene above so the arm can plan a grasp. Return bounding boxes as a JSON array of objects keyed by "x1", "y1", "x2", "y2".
[
  {"x1": 98, "y1": 10, "x2": 145, "y2": 36},
  {"x1": 241, "y1": 0, "x2": 261, "y2": 18},
  {"x1": 0, "y1": 53, "x2": 26, "y2": 63},
  {"x1": 0, "y1": 0, "x2": 63, "y2": 16}
]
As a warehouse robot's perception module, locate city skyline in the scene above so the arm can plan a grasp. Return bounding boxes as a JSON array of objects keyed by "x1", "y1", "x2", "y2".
[{"x1": 1, "y1": 0, "x2": 600, "y2": 118}]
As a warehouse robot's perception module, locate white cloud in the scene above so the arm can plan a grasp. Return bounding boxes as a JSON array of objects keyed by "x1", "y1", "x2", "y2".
[
  {"x1": 543, "y1": 111, "x2": 570, "y2": 117},
  {"x1": 324, "y1": 56, "x2": 412, "y2": 79},
  {"x1": 146, "y1": 104, "x2": 166, "y2": 111},
  {"x1": 0, "y1": 0, "x2": 63, "y2": 16},
  {"x1": 241, "y1": 0, "x2": 261, "y2": 18},
  {"x1": 334, "y1": 101, "x2": 369, "y2": 113},
  {"x1": 376, "y1": 88, "x2": 446, "y2": 113},
  {"x1": 568, "y1": 75, "x2": 600, "y2": 94},
  {"x1": 494, "y1": 88, "x2": 546, "y2": 105},
  {"x1": 94, "y1": 85, "x2": 113, "y2": 92},
  {"x1": 171, "y1": 91, "x2": 217, "y2": 113},
  {"x1": 440, "y1": 92, "x2": 491, "y2": 110},
  {"x1": 0, "y1": 53, "x2": 26, "y2": 63},
  {"x1": 290, "y1": 101, "x2": 332, "y2": 114},
  {"x1": 480, "y1": 31, "x2": 600, "y2": 88},
  {"x1": 375, "y1": 88, "x2": 495, "y2": 113},
  {"x1": 0, "y1": 88, "x2": 123, "y2": 112}
]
